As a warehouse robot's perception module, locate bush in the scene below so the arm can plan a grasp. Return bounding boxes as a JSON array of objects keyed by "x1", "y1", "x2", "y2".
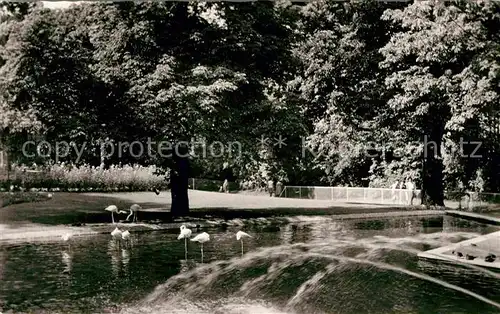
[{"x1": 0, "y1": 163, "x2": 168, "y2": 192}]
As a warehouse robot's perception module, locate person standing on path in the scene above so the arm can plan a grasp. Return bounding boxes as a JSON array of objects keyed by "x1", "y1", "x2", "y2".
[
  {"x1": 405, "y1": 179, "x2": 416, "y2": 205},
  {"x1": 276, "y1": 180, "x2": 283, "y2": 197},
  {"x1": 391, "y1": 180, "x2": 400, "y2": 203},
  {"x1": 268, "y1": 178, "x2": 275, "y2": 197}
]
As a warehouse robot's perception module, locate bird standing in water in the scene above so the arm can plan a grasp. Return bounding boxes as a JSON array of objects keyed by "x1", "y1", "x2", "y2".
[
  {"x1": 236, "y1": 231, "x2": 252, "y2": 256},
  {"x1": 111, "y1": 227, "x2": 123, "y2": 248},
  {"x1": 121, "y1": 230, "x2": 130, "y2": 240},
  {"x1": 62, "y1": 233, "x2": 73, "y2": 250},
  {"x1": 191, "y1": 232, "x2": 210, "y2": 262},
  {"x1": 105, "y1": 205, "x2": 128, "y2": 224},
  {"x1": 127, "y1": 204, "x2": 140, "y2": 223},
  {"x1": 178, "y1": 225, "x2": 192, "y2": 259},
  {"x1": 121, "y1": 230, "x2": 131, "y2": 247}
]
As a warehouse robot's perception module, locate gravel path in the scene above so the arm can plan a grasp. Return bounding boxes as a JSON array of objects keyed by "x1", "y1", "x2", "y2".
[{"x1": 83, "y1": 190, "x2": 407, "y2": 210}]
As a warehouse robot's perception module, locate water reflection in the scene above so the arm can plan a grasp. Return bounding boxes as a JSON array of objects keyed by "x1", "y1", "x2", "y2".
[
  {"x1": 0, "y1": 216, "x2": 498, "y2": 314},
  {"x1": 122, "y1": 249, "x2": 130, "y2": 273},
  {"x1": 61, "y1": 251, "x2": 72, "y2": 274},
  {"x1": 108, "y1": 239, "x2": 123, "y2": 278}
]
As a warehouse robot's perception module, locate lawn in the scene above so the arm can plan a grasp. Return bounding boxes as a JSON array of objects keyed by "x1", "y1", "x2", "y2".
[
  {"x1": 0, "y1": 190, "x2": 420, "y2": 226},
  {"x1": 0, "y1": 192, "x2": 160, "y2": 225}
]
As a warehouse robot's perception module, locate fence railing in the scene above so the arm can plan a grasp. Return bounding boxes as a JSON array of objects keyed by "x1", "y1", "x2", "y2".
[
  {"x1": 278, "y1": 186, "x2": 500, "y2": 210},
  {"x1": 279, "y1": 186, "x2": 421, "y2": 205}
]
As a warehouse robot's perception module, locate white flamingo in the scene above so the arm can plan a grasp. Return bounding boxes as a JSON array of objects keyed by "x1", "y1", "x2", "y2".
[
  {"x1": 111, "y1": 227, "x2": 122, "y2": 246},
  {"x1": 121, "y1": 230, "x2": 131, "y2": 248},
  {"x1": 121, "y1": 230, "x2": 130, "y2": 241},
  {"x1": 236, "y1": 231, "x2": 252, "y2": 255},
  {"x1": 191, "y1": 232, "x2": 210, "y2": 262},
  {"x1": 61, "y1": 233, "x2": 72, "y2": 249},
  {"x1": 105, "y1": 205, "x2": 128, "y2": 224},
  {"x1": 178, "y1": 225, "x2": 192, "y2": 258},
  {"x1": 127, "y1": 204, "x2": 140, "y2": 223}
]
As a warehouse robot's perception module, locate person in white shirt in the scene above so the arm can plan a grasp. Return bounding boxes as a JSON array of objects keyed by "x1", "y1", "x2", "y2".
[
  {"x1": 391, "y1": 180, "x2": 400, "y2": 203},
  {"x1": 267, "y1": 179, "x2": 275, "y2": 197},
  {"x1": 405, "y1": 179, "x2": 416, "y2": 205}
]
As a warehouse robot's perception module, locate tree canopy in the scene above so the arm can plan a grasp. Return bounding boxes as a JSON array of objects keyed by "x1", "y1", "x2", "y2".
[{"x1": 1, "y1": 0, "x2": 499, "y2": 209}]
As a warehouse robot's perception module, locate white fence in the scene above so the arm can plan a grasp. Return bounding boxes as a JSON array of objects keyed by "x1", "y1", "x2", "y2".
[
  {"x1": 278, "y1": 186, "x2": 421, "y2": 205},
  {"x1": 278, "y1": 186, "x2": 500, "y2": 209}
]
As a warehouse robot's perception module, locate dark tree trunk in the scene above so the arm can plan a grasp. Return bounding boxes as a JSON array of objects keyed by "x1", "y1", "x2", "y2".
[
  {"x1": 421, "y1": 156, "x2": 445, "y2": 206},
  {"x1": 170, "y1": 144, "x2": 190, "y2": 217},
  {"x1": 421, "y1": 129, "x2": 445, "y2": 207}
]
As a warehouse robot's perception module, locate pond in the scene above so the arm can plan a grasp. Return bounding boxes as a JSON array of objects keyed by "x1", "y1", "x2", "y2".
[{"x1": 1, "y1": 215, "x2": 500, "y2": 314}]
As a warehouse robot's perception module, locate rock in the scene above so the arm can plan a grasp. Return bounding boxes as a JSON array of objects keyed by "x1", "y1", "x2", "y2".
[
  {"x1": 485, "y1": 253, "x2": 496, "y2": 263},
  {"x1": 466, "y1": 254, "x2": 477, "y2": 260}
]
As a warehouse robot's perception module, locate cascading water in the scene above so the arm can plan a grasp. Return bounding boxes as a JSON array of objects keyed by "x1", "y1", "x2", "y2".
[{"x1": 120, "y1": 224, "x2": 500, "y2": 314}]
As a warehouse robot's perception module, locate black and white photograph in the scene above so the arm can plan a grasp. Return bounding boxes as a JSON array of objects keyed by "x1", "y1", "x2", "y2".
[{"x1": 1, "y1": 0, "x2": 500, "y2": 313}]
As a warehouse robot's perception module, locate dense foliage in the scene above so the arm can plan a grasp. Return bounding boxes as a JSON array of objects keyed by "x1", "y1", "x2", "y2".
[{"x1": 0, "y1": 0, "x2": 499, "y2": 209}]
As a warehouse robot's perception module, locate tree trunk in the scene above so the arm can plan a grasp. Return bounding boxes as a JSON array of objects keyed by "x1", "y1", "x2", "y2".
[
  {"x1": 421, "y1": 156, "x2": 445, "y2": 206},
  {"x1": 421, "y1": 130, "x2": 445, "y2": 207},
  {"x1": 170, "y1": 143, "x2": 190, "y2": 217}
]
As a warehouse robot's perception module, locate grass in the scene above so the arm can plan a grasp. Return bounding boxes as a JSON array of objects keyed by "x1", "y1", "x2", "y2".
[
  {"x1": 0, "y1": 193, "x2": 160, "y2": 225},
  {"x1": 0, "y1": 192, "x2": 49, "y2": 208}
]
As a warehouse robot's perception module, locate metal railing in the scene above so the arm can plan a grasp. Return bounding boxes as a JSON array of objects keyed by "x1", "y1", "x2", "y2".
[
  {"x1": 278, "y1": 186, "x2": 421, "y2": 205},
  {"x1": 278, "y1": 185, "x2": 500, "y2": 209}
]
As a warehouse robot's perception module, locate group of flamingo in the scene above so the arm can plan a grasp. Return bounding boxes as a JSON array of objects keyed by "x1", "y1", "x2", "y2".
[
  {"x1": 62, "y1": 195, "x2": 255, "y2": 262},
  {"x1": 104, "y1": 204, "x2": 139, "y2": 224},
  {"x1": 61, "y1": 203, "x2": 139, "y2": 244},
  {"x1": 177, "y1": 225, "x2": 252, "y2": 261}
]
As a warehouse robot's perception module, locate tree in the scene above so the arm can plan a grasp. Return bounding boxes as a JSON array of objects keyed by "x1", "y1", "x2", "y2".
[
  {"x1": 380, "y1": 0, "x2": 500, "y2": 205},
  {"x1": 291, "y1": 0, "x2": 403, "y2": 186}
]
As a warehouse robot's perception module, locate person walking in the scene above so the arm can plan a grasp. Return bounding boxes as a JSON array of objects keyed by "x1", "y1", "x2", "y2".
[
  {"x1": 267, "y1": 178, "x2": 275, "y2": 197},
  {"x1": 276, "y1": 180, "x2": 283, "y2": 197},
  {"x1": 405, "y1": 179, "x2": 416, "y2": 205},
  {"x1": 391, "y1": 180, "x2": 400, "y2": 203}
]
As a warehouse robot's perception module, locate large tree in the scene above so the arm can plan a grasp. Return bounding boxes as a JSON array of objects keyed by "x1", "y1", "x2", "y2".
[
  {"x1": 380, "y1": 0, "x2": 500, "y2": 205},
  {"x1": 291, "y1": 0, "x2": 403, "y2": 186}
]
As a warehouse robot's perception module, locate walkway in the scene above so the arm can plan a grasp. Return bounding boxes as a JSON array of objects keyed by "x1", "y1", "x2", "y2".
[{"x1": 83, "y1": 190, "x2": 409, "y2": 210}]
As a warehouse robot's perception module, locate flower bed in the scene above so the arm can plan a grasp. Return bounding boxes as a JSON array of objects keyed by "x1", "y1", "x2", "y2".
[{"x1": 0, "y1": 164, "x2": 168, "y2": 193}]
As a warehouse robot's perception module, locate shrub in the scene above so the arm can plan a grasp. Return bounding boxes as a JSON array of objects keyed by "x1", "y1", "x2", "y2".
[{"x1": 1, "y1": 163, "x2": 168, "y2": 192}]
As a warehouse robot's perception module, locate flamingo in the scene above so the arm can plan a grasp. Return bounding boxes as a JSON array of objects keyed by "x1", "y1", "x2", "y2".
[
  {"x1": 127, "y1": 204, "x2": 140, "y2": 223},
  {"x1": 121, "y1": 230, "x2": 131, "y2": 247},
  {"x1": 105, "y1": 205, "x2": 127, "y2": 224},
  {"x1": 62, "y1": 233, "x2": 72, "y2": 242},
  {"x1": 62, "y1": 233, "x2": 72, "y2": 249},
  {"x1": 121, "y1": 230, "x2": 130, "y2": 241},
  {"x1": 111, "y1": 227, "x2": 122, "y2": 242},
  {"x1": 191, "y1": 232, "x2": 210, "y2": 262},
  {"x1": 236, "y1": 231, "x2": 252, "y2": 255},
  {"x1": 177, "y1": 225, "x2": 192, "y2": 258}
]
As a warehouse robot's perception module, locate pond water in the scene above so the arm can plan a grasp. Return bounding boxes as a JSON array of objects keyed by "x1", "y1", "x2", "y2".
[{"x1": 1, "y1": 215, "x2": 500, "y2": 314}]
